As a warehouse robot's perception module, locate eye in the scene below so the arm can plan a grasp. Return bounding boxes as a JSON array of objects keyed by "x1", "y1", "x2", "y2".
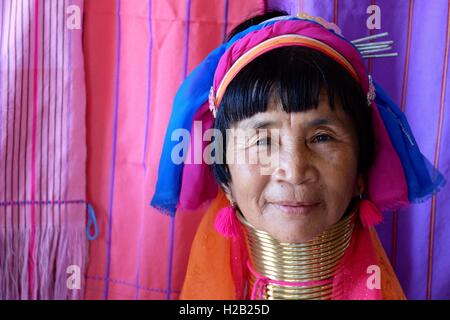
[
  {"x1": 256, "y1": 137, "x2": 271, "y2": 146},
  {"x1": 312, "y1": 134, "x2": 333, "y2": 143}
]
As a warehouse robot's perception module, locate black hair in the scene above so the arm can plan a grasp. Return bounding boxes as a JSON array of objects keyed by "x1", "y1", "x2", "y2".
[{"x1": 212, "y1": 11, "x2": 375, "y2": 190}]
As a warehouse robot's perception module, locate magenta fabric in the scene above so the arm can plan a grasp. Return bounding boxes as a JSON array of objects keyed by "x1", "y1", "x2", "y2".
[
  {"x1": 0, "y1": 0, "x2": 88, "y2": 299},
  {"x1": 269, "y1": 0, "x2": 450, "y2": 300},
  {"x1": 179, "y1": 102, "x2": 218, "y2": 211}
]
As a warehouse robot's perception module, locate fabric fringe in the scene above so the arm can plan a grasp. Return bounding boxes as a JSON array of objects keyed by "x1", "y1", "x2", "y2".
[
  {"x1": 359, "y1": 199, "x2": 384, "y2": 228},
  {"x1": 0, "y1": 224, "x2": 88, "y2": 300},
  {"x1": 150, "y1": 197, "x2": 177, "y2": 217},
  {"x1": 409, "y1": 159, "x2": 447, "y2": 204}
]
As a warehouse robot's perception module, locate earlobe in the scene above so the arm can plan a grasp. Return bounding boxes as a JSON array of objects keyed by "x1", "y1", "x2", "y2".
[
  {"x1": 353, "y1": 174, "x2": 367, "y2": 197},
  {"x1": 222, "y1": 183, "x2": 235, "y2": 204}
]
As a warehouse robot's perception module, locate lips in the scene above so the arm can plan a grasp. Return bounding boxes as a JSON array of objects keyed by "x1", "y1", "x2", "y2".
[
  {"x1": 273, "y1": 201, "x2": 319, "y2": 206},
  {"x1": 271, "y1": 201, "x2": 320, "y2": 215}
]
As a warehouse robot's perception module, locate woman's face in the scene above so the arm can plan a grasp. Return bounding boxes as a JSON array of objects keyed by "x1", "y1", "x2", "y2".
[{"x1": 225, "y1": 92, "x2": 363, "y2": 243}]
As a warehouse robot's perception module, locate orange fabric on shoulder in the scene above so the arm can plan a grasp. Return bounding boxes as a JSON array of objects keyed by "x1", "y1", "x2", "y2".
[
  {"x1": 369, "y1": 228, "x2": 407, "y2": 300},
  {"x1": 181, "y1": 190, "x2": 406, "y2": 300},
  {"x1": 180, "y1": 190, "x2": 236, "y2": 300}
]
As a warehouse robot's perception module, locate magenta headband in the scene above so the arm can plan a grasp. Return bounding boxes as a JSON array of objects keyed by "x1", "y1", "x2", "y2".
[{"x1": 209, "y1": 19, "x2": 374, "y2": 117}]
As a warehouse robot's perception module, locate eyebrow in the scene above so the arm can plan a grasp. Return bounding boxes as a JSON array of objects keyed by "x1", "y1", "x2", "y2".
[
  {"x1": 240, "y1": 116, "x2": 342, "y2": 130},
  {"x1": 307, "y1": 117, "x2": 340, "y2": 127},
  {"x1": 241, "y1": 119, "x2": 278, "y2": 130}
]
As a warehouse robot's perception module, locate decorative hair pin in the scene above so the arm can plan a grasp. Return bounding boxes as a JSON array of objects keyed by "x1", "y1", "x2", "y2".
[
  {"x1": 209, "y1": 86, "x2": 217, "y2": 118},
  {"x1": 351, "y1": 32, "x2": 398, "y2": 59},
  {"x1": 296, "y1": 13, "x2": 397, "y2": 59},
  {"x1": 297, "y1": 12, "x2": 343, "y2": 36},
  {"x1": 367, "y1": 75, "x2": 376, "y2": 105}
]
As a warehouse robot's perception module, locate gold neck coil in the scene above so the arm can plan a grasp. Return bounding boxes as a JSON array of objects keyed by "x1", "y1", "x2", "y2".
[{"x1": 237, "y1": 204, "x2": 358, "y2": 300}]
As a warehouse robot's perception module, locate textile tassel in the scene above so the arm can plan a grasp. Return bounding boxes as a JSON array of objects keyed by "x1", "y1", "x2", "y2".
[
  {"x1": 214, "y1": 205, "x2": 241, "y2": 239},
  {"x1": 359, "y1": 199, "x2": 383, "y2": 228},
  {"x1": 55, "y1": 226, "x2": 88, "y2": 300},
  {"x1": 3, "y1": 229, "x2": 18, "y2": 299},
  {"x1": 0, "y1": 204, "x2": 88, "y2": 300},
  {"x1": 39, "y1": 224, "x2": 57, "y2": 299}
]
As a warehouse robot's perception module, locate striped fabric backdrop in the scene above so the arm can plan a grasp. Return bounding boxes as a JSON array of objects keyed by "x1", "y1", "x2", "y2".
[
  {"x1": 1, "y1": 0, "x2": 449, "y2": 300},
  {"x1": 269, "y1": 0, "x2": 450, "y2": 300},
  {"x1": 0, "y1": 0, "x2": 87, "y2": 299}
]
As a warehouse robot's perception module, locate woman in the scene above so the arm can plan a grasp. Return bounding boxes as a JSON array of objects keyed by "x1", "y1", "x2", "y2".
[{"x1": 151, "y1": 11, "x2": 445, "y2": 300}]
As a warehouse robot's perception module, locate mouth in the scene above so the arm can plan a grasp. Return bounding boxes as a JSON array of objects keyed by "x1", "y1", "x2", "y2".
[{"x1": 271, "y1": 201, "x2": 320, "y2": 215}]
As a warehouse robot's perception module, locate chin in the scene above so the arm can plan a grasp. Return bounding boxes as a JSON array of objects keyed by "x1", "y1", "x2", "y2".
[{"x1": 269, "y1": 226, "x2": 323, "y2": 243}]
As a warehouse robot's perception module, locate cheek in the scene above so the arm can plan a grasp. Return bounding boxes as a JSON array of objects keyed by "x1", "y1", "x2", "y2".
[
  {"x1": 227, "y1": 164, "x2": 268, "y2": 216},
  {"x1": 318, "y1": 145, "x2": 359, "y2": 202}
]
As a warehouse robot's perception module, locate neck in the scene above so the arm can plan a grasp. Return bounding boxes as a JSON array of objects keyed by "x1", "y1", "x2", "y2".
[{"x1": 237, "y1": 200, "x2": 358, "y2": 300}]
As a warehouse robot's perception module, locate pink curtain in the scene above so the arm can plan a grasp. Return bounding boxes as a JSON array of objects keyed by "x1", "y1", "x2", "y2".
[{"x1": 83, "y1": 0, "x2": 265, "y2": 300}]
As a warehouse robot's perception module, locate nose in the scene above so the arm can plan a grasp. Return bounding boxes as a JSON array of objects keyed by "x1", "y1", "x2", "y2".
[{"x1": 273, "y1": 142, "x2": 317, "y2": 185}]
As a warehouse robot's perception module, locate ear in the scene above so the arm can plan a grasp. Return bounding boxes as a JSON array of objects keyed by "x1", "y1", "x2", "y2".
[
  {"x1": 221, "y1": 182, "x2": 235, "y2": 204},
  {"x1": 353, "y1": 173, "x2": 367, "y2": 197}
]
